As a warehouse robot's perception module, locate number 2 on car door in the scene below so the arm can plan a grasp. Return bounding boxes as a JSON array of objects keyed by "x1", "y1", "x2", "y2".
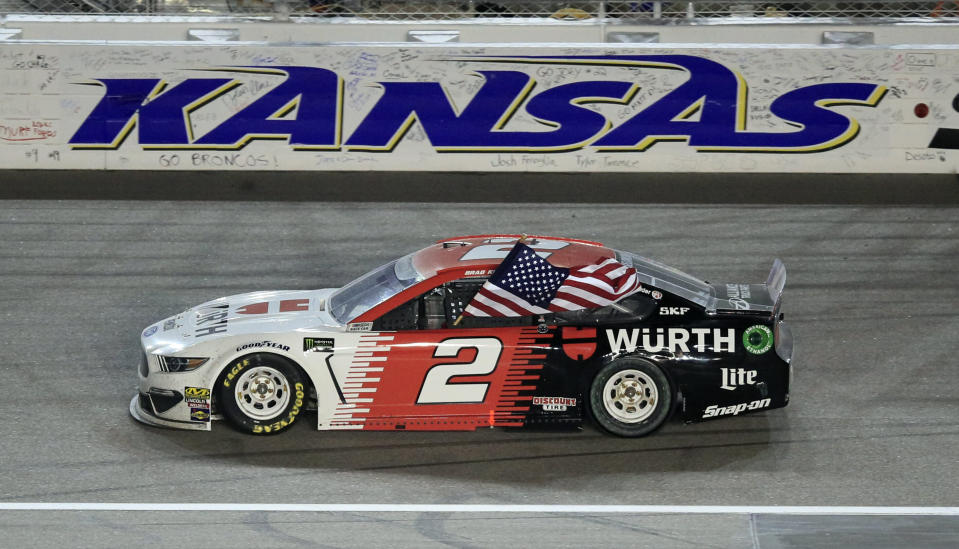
[{"x1": 416, "y1": 337, "x2": 503, "y2": 404}]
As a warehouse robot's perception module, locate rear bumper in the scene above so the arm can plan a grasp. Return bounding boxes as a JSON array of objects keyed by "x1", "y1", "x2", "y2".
[
  {"x1": 776, "y1": 321, "x2": 794, "y2": 400},
  {"x1": 776, "y1": 321, "x2": 794, "y2": 364}
]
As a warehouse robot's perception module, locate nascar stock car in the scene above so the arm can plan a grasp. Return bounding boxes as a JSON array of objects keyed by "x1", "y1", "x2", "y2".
[{"x1": 131, "y1": 234, "x2": 793, "y2": 437}]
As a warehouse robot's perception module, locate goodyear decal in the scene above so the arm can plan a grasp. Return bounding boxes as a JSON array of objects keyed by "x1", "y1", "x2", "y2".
[{"x1": 68, "y1": 55, "x2": 885, "y2": 154}]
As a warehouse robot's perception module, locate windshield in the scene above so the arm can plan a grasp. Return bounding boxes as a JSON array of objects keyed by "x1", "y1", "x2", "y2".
[
  {"x1": 329, "y1": 254, "x2": 424, "y2": 323},
  {"x1": 616, "y1": 251, "x2": 713, "y2": 307}
]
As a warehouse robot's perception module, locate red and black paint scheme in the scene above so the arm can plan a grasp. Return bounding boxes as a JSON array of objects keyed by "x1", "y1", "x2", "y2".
[{"x1": 335, "y1": 235, "x2": 793, "y2": 435}]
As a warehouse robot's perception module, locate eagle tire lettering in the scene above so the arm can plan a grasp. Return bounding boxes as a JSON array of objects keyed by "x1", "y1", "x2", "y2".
[
  {"x1": 218, "y1": 354, "x2": 308, "y2": 435},
  {"x1": 222, "y1": 358, "x2": 251, "y2": 388}
]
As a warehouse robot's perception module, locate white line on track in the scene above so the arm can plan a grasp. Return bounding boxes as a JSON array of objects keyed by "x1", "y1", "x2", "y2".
[{"x1": 1, "y1": 504, "x2": 959, "y2": 515}]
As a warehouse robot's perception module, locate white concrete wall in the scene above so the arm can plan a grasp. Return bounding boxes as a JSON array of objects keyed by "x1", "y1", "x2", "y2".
[{"x1": 1, "y1": 21, "x2": 957, "y2": 173}]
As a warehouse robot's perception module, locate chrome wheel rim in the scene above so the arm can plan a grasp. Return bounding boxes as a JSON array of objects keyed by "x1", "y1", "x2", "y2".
[
  {"x1": 602, "y1": 368, "x2": 658, "y2": 423},
  {"x1": 234, "y1": 366, "x2": 290, "y2": 421}
]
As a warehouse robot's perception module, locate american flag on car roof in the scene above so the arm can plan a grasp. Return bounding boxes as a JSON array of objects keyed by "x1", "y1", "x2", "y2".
[{"x1": 461, "y1": 241, "x2": 641, "y2": 318}]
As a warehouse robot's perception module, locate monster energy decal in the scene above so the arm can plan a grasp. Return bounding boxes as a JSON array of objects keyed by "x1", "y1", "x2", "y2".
[
  {"x1": 742, "y1": 325, "x2": 773, "y2": 355},
  {"x1": 304, "y1": 337, "x2": 335, "y2": 352}
]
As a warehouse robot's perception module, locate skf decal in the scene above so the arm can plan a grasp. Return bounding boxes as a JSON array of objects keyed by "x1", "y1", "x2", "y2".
[
  {"x1": 659, "y1": 307, "x2": 690, "y2": 316},
  {"x1": 69, "y1": 55, "x2": 884, "y2": 154},
  {"x1": 607, "y1": 328, "x2": 736, "y2": 354},
  {"x1": 703, "y1": 398, "x2": 770, "y2": 418},
  {"x1": 561, "y1": 326, "x2": 597, "y2": 360}
]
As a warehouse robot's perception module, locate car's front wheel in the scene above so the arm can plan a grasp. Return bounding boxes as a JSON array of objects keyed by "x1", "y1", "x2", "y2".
[
  {"x1": 218, "y1": 354, "x2": 307, "y2": 435},
  {"x1": 589, "y1": 358, "x2": 672, "y2": 438}
]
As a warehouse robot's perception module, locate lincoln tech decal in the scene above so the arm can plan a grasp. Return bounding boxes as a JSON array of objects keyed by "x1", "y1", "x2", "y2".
[{"x1": 68, "y1": 55, "x2": 885, "y2": 154}]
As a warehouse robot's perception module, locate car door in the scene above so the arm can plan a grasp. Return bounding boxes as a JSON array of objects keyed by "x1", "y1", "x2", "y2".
[{"x1": 358, "y1": 279, "x2": 554, "y2": 431}]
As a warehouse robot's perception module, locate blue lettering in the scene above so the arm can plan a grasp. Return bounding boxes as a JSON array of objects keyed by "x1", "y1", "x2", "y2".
[
  {"x1": 69, "y1": 78, "x2": 234, "y2": 149},
  {"x1": 194, "y1": 67, "x2": 341, "y2": 149},
  {"x1": 488, "y1": 80, "x2": 637, "y2": 150},
  {"x1": 583, "y1": 54, "x2": 885, "y2": 151},
  {"x1": 346, "y1": 71, "x2": 531, "y2": 150},
  {"x1": 347, "y1": 71, "x2": 636, "y2": 150},
  {"x1": 139, "y1": 79, "x2": 237, "y2": 147},
  {"x1": 592, "y1": 55, "x2": 743, "y2": 150},
  {"x1": 70, "y1": 79, "x2": 161, "y2": 148},
  {"x1": 68, "y1": 56, "x2": 885, "y2": 154},
  {"x1": 697, "y1": 82, "x2": 886, "y2": 151}
]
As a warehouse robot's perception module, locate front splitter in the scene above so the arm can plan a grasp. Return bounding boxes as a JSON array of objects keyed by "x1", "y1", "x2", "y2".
[{"x1": 129, "y1": 394, "x2": 211, "y2": 431}]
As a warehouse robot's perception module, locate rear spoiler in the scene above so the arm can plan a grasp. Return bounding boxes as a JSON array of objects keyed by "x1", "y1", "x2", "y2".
[
  {"x1": 766, "y1": 258, "x2": 787, "y2": 307},
  {"x1": 709, "y1": 259, "x2": 786, "y2": 315}
]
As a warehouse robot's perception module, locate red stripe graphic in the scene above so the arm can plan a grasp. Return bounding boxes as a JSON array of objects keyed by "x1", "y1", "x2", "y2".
[{"x1": 337, "y1": 328, "x2": 551, "y2": 431}]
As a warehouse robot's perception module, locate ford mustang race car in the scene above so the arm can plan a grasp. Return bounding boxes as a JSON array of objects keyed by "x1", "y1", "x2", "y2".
[{"x1": 131, "y1": 234, "x2": 793, "y2": 437}]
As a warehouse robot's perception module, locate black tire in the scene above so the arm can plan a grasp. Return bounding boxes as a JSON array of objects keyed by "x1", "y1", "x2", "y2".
[
  {"x1": 589, "y1": 358, "x2": 672, "y2": 438},
  {"x1": 218, "y1": 353, "x2": 307, "y2": 435}
]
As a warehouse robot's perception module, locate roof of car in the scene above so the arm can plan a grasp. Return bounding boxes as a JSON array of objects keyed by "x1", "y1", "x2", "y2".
[{"x1": 411, "y1": 234, "x2": 615, "y2": 280}]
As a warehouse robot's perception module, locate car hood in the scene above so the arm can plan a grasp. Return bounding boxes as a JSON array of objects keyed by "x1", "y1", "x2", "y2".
[{"x1": 142, "y1": 288, "x2": 341, "y2": 353}]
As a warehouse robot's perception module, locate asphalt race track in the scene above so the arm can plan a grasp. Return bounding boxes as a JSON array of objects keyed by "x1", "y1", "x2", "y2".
[{"x1": 1, "y1": 198, "x2": 958, "y2": 548}]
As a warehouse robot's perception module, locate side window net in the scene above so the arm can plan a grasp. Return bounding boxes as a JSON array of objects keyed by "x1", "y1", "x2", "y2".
[
  {"x1": 444, "y1": 281, "x2": 479, "y2": 321},
  {"x1": 371, "y1": 297, "x2": 419, "y2": 331}
]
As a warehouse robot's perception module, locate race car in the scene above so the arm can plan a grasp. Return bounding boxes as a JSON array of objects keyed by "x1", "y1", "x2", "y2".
[{"x1": 131, "y1": 234, "x2": 793, "y2": 437}]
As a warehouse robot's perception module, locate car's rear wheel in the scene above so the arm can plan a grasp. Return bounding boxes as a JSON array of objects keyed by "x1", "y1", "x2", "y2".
[
  {"x1": 218, "y1": 354, "x2": 307, "y2": 435},
  {"x1": 590, "y1": 358, "x2": 672, "y2": 438}
]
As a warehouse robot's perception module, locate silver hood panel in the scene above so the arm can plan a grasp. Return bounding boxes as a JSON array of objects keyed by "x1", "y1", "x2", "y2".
[{"x1": 142, "y1": 288, "x2": 340, "y2": 353}]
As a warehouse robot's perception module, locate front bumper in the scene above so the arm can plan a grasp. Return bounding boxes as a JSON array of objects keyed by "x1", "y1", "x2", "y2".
[
  {"x1": 130, "y1": 394, "x2": 210, "y2": 431},
  {"x1": 131, "y1": 353, "x2": 217, "y2": 431}
]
